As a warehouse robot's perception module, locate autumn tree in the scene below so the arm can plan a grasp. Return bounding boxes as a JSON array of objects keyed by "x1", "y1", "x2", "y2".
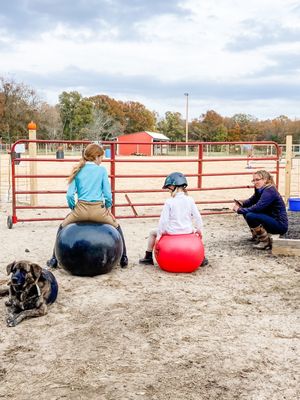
[
  {"x1": 223, "y1": 117, "x2": 241, "y2": 141},
  {"x1": 88, "y1": 95, "x2": 125, "y2": 125},
  {"x1": 270, "y1": 115, "x2": 290, "y2": 142},
  {"x1": 200, "y1": 110, "x2": 227, "y2": 141},
  {"x1": 229, "y1": 113, "x2": 258, "y2": 141},
  {"x1": 189, "y1": 118, "x2": 204, "y2": 141},
  {"x1": 88, "y1": 95, "x2": 156, "y2": 135},
  {"x1": 188, "y1": 118, "x2": 223, "y2": 141},
  {"x1": 122, "y1": 101, "x2": 156, "y2": 133},
  {"x1": 0, "y1": 76, "x2": 40, "y2": 143},
  {"x1": 289, "y1": 119, "x2": 300, "y2": 143}
]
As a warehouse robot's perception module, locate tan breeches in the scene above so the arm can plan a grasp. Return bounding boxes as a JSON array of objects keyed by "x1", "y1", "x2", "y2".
[{"x1": 62, "y1": 201, "x2": 118, "y2": 228}]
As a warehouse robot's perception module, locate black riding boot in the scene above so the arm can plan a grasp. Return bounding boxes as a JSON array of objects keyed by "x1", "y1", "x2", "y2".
[
  {"x1": 200, "y1": 257, "x2": 209, "y2": 266},
  {"x1": 139, "y1": 251, "x2": 154, "y2": 265},
  {"x1": 47, "y1": 224, "x2": 63, "y2": 268},
  {"x1": 116, "y1": 225, "x2": 128, "y2": 268}
]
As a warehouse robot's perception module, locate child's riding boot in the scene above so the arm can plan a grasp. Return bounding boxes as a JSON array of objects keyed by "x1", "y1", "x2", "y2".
[
  {"x1": 139, "y1": 251, "x2": 154, "y2": 265},
  {"x1": 46, "y1": 224, "x2": 63, "y2": 268},
  {"x1": 47, "y1": 256, "x2": 58, "y2": 268},
  {"x1": 252, "y1": 225, "x2": 272, "y2": 250},
  {"x1": 116, "y1": 225, "x2": 128, "y2": 268},
  {"x1": 200, "y1": 257, "x2": 209, "y2": 266}
]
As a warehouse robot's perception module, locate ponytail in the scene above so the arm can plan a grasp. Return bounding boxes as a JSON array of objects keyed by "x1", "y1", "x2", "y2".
[
  {"x1": 67, "y1": 143, "x2": 104, "y2": 184},
  {"x1": 68, "y1": 158, "x2": 86, "y2": 183}
]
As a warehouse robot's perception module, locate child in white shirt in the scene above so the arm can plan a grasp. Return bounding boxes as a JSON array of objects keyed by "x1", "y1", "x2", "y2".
[{"x1": 139, "y1": 172, "x2": 208, "y2": 266}]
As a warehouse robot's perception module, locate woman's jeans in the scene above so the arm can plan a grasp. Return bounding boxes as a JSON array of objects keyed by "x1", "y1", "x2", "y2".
[{"x1": 243, "y1": 212, "x2": 287, "y2": 235}]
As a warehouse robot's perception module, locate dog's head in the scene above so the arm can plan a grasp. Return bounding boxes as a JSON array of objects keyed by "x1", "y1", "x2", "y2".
[{"x1": 7, "y1": 261, "x2": 42, "y2": 292}]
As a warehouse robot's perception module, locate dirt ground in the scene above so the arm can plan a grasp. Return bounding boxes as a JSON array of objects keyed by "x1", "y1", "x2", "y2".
[
  {"x1": 284, "y1": 212, "x2": 300, "y2": 239},
  {"x1": 0, "y1": 154, "x2": 299, "y2": 399}
]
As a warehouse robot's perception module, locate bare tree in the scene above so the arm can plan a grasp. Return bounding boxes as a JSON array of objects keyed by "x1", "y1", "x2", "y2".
[
  {"x1": 83, "y1": 108, "x2": 123, "y2": 141},
  {"x1": 37, "y1": 103, "x2": 63, "y2": 139}
]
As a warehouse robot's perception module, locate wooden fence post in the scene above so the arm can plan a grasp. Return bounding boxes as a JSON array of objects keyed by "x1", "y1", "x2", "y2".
[
  {"x1": 284, "y1": 135, "x2": 293, "y2": 204},
  {"x1": 28, "y1": 121, "x2": 37, "y2": 206}
]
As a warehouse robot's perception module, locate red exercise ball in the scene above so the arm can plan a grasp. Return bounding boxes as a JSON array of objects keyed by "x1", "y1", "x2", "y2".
[{"x1": 154, "y1": 233, "x2": 205, "y2": 273}]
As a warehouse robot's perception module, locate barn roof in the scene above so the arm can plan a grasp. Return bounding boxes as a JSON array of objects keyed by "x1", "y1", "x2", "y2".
[
  {"x1": 116, "y1": 131, "x2": 170, "y2": 141},
  {"x1": 144, "y1": 131, "x2": 170, "y2": 141}
]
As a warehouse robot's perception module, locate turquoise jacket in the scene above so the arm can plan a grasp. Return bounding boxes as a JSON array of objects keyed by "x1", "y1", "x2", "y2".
[{"x1": 66, "y1": 162, "x2": 112, "y2": 209}]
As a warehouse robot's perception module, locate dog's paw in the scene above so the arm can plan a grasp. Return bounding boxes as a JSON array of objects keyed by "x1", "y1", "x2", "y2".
[{"x1": 6, "y1": 317, "x2": 17, "y2": 327}]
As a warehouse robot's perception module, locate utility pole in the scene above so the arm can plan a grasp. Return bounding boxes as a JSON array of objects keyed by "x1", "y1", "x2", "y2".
[{"x1": 184, "y1": 93, "x2": 189, "y2": 156}]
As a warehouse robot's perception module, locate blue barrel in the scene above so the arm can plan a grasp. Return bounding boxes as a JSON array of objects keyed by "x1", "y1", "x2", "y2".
[
  {"x1": 288, "y1": 198, "x2": 300, "y2": 211},
  {"x1": 105, "y1": 149, "x2": 111, "y2": 158}
]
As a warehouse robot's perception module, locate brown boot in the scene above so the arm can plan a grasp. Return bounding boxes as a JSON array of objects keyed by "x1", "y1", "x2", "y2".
[
  {"x1": 247, "y1": 228, "x2": 259, "y2": 243},
  {"x1": 252, "y1": 225, "x2": 272, "y2": 250}
]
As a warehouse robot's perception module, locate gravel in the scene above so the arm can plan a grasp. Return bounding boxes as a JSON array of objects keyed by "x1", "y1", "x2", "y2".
[{"x1": 281, "y1": 211, "x2": 300, "y2": 239}]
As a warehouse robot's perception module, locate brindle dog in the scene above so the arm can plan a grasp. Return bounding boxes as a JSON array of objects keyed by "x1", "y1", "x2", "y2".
[{"x1": 0, "y1": 260, "x2": 58, "y2": 327}]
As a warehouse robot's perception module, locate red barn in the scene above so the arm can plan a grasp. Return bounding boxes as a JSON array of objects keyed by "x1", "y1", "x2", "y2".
[{"x1": 116, "y1": 131, "x2": 169, "y2": 156}]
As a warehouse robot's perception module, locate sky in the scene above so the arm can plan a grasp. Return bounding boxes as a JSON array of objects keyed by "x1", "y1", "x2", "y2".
[{"x1": 1, "y1": 0, "x2": 300, "y2": 121}]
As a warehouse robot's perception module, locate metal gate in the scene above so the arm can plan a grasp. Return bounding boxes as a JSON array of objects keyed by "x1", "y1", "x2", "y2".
[{"x1": 6, "y1": 139, "x2": 281, "y2": 228}]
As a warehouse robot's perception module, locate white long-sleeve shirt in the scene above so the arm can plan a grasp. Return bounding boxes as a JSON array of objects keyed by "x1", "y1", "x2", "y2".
[{"x1": 158, "y1": 192, "x2": 203, "y2": 236}]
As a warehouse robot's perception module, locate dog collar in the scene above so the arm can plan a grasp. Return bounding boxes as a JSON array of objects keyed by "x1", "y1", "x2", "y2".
[{"x1": 35, "y1": 283, "x2": 41, "y2": 297}]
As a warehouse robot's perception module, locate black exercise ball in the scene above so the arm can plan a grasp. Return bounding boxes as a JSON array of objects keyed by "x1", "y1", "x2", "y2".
[{"x1": 55, "y1": 222, "x2": 123, "y2": 277}]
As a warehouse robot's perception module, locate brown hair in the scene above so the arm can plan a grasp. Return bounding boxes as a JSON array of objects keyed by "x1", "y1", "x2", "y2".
[
  {"x1": 254, "y1": 170, "x2": 275, "y2": 187},
  {"x1": 67, "y1": 143, "x2": 104, "y2": 183}
]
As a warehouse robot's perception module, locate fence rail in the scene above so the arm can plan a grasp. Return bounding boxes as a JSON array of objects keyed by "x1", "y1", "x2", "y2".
[{"x1": 7, "y1": 139, "x2": 281, "y2": 228}]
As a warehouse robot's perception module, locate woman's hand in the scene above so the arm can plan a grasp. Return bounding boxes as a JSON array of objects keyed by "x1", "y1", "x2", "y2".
[{"x1": 232, "y1": 203, "x2": 240, "y2": 212}]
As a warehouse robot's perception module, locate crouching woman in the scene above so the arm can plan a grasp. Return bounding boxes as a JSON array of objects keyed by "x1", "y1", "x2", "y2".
[{"x1": 233, "y1": 170, "x2": 288, "y2": 249}]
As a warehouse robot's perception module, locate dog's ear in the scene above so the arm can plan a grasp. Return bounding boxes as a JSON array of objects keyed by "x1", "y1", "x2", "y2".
[
  {"x1": 30, "y1": 263, "x2": 42, "y2": 280},
  {"x1": 6, "y1": 261, "x2": 16, "y2": 275}
]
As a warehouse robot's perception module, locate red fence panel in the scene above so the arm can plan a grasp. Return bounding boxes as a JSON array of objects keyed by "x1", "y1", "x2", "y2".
[{"x1": 7, "y1": 139, "x2": 281, "y2": 228}]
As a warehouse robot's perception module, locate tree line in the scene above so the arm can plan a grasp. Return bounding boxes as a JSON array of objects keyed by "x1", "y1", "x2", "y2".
[{"x1": 1, "y1": 76, "x2": 300, "y2": 144}]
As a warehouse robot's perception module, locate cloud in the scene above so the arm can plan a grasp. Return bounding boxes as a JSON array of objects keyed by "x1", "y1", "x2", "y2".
[
  {"x1": 227, "y1": 20, "x2": 300, "y2": 51},
  {"x1": 1, "y1": 0, "x2": 300, "y2": 120},
  {"x1": 0, "y1": 0, "x2": 186, "y2": 40},
  {"x1": 253, "y1": 52, "x2": 300, "y2": 78},
  {"x1": 18, "y1": 65, "x2": 300, "y2": 101}
]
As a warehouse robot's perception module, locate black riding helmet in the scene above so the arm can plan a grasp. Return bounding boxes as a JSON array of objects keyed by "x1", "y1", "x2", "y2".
[{"x1": 162, "y1": 172, "x2": 188, "y2": 189}]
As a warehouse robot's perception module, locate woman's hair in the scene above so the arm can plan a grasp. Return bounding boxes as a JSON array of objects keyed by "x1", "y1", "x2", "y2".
[
  {"x1": 254, "y1": 170, "x2": 275, "y2": 187},
  {"x1": 67, "y1": 143, "x2": 104, "y2": 183}
]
